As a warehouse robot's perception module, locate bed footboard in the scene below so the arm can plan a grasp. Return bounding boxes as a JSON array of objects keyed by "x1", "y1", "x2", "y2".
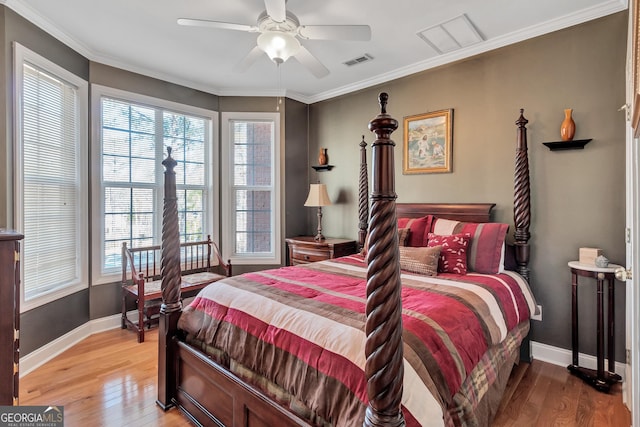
[{"x1": 174, "y1": 340, "x2": 309, "y2": 427}]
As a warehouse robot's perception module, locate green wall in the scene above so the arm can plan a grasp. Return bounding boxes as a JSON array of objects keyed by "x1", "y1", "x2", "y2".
[{"x1": 308, "y1": 12, "x2": 628, "y2": 360}]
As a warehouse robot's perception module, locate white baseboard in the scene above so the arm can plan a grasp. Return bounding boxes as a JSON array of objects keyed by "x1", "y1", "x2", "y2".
[
  {"x1": 19, "y1": 314, "x2": 122, "y2": 377},
  {"x1": 531, "y1": 340, "x2": 626, "y2": 381}
]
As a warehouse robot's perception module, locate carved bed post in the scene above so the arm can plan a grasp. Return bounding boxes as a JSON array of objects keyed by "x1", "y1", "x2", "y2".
[
  {"x1": 514, "y1": 109, "x2": 533, "y2": 363},
  {"x1": 363, "y1": 93, "x2": 405, "y2": 427},
  {"x1": 358, "y1": 135, "x2": 369, "y2": 251},
  {"x1": 513, "y1": 109, "x2": 531, "y2": 282},
  {"x1": 157, "y1": 147, "x2": 183, "y2": 410}
]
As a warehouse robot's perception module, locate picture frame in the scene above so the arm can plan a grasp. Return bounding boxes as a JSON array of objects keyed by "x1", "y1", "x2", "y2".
[{"x1": 403, "y1": 109, "x2": 453, "y2": 174}]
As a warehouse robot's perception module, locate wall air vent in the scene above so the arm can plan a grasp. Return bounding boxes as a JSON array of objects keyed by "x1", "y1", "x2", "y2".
[{"x1": 343, "y1": 54, "x2": 374, "y2": 67}]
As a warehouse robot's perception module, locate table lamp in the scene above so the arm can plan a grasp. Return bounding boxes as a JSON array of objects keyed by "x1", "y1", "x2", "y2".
[{"x1": 304, "y1": 183, "x2": 332, "y2": 241}]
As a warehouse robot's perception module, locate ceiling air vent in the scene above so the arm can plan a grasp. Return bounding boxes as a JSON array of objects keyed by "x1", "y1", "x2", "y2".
[
  {"x1": 343, "y1": 54, "x2": 373, "y2": 67},
  {"x1": 417, "y1": 14, "x2": 483, "y2": 54}
]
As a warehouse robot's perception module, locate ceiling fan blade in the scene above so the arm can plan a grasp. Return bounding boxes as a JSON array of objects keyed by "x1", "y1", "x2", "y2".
[
  {"x1": 234, "y1": 46, "x2": 265, "y2": 73},
  {"x1": 177, "y1": 18, "x2": 258, "y2": 33},
  {"x1": 294, "y1": 46, "x2": 329, "y2": 78},
  {"x1": 298, "y1": 25, "x2": 371, "y2": 41},
  {"x1": 264, "y1": 0, "x2": 287, "y2": 23}
]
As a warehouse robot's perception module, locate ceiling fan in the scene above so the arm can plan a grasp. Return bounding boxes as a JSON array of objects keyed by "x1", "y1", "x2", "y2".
[{"x1": 177, "y1": 0, "x2": 371, "y2": 78}]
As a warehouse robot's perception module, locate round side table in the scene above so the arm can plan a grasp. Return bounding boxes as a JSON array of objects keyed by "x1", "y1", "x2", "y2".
[{"x1": 567, "y1": 261, "x2": 623, "y2": 392}]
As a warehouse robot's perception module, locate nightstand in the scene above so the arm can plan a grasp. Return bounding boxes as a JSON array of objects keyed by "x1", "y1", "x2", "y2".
[
  {"x1": 285, "y1": 236, "x2": 357, "y2": 266},
  {"x1": 567, "y1": 261, "x2": 623, "y2": 392}
]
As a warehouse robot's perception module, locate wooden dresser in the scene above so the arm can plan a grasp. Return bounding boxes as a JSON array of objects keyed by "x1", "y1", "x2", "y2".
[
  {"x1": 285, "y1": 236, "x2": 357, "y2": 266},
  {"x1": 0, "y1": 230, "x2": 23, "y2": 406}
]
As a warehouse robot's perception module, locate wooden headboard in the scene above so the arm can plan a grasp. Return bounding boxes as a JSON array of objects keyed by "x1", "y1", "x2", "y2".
[{"x1": 396, "y1": 203, "x2": 496, "y2": 223}]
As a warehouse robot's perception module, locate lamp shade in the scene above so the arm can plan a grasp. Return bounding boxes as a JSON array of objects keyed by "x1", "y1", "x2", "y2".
[
  {"x1": 257, "y1": 31, "x2": 301, "y2": 64},
  {"x1": 304, "y1": 184, "x2": 332, "y2": 207}
]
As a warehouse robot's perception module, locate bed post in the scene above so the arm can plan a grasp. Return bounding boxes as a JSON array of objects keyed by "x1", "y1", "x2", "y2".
[
  {"x1": 363, "y1": 93, "x2": 405, "y2": 427},
  {"x1": 157, "y1": 147, "x2": 183, "y2": 410},
  {"x1": 513, "y1": 109, "x2": 531, "y2": 281},
  {"x1": 514, "y1": 109, "x2": 533, "y2": 363},
  {"x1": 358, "y1": 135, "x2": 369, "y2": 251}
]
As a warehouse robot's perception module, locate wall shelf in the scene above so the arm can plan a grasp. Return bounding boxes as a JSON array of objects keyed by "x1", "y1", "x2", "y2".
[
  {"x1": 543, "y1": 139, "x2": 592, "y2": 151},
  {"x1": 311, "y1": 165, "x2": 334, "y2": 171}
]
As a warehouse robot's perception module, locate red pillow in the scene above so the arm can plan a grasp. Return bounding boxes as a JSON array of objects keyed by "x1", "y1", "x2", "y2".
[
  {"x1": 427, "y1": 232, "x2": 470, "y2": 274},
  {"x1": 397, "y1": 215, "x2": 434, "y2": 247}
]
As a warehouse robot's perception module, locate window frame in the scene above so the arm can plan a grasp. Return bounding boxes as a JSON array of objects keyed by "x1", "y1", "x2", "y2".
[
  {"x1": 13, "y1": 42, "x2": 89, "y2": 312},
  {"x1": 91, "y1": 84, "x2": 219, "y2": 285},
  {"x1": 221, "y1": 112, "x2": 281, "y2": 265}
]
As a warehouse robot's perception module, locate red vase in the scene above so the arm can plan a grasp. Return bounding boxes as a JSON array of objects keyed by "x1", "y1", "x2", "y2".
[{"x1": 560, "y1": 109, "x2": 575, "y2": 141}]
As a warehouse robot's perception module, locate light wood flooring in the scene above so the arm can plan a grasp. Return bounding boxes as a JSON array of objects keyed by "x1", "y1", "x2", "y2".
[
  {"x1": 19, "y1": 328, "x2": 631, "y2": 427},
  {"x1": 19, "y1": 328, "x2": 190, "y2": 427}
]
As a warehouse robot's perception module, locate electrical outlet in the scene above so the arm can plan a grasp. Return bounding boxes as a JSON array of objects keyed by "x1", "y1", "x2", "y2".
[{"x1": 531, "y1": 304, "x2": 542, "y2": 321}]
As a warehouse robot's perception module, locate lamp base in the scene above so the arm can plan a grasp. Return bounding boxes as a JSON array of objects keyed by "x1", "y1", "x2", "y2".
[{"x1": 315, "y1": 207, "x2": 325, "y2": 241}]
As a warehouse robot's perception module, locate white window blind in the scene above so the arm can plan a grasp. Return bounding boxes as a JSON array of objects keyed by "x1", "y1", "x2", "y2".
[{"x1": 14, "y1": 43, "x2": 88, "y2": 310}]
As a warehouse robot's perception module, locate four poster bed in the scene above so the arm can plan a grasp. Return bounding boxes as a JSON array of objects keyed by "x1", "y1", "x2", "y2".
[{"x1": 155, "y1": 93, "x2": 534, "y2": 427}]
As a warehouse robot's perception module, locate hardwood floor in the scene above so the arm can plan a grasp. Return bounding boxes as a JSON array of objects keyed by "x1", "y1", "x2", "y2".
[
  {"x1": 19, "y1": 328, "x2": 190, "y2": 427},
  {"x1": 19, "y1": 328, "x2": 631, "y2": 426},
  {"x1": 494, "y1": 358, "x2": 631, "y2": 426}
]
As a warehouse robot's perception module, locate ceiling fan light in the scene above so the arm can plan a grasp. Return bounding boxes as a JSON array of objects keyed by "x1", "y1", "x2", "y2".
[{"x1": 257, "y1": 31, "x2": 301, "y2": 63}]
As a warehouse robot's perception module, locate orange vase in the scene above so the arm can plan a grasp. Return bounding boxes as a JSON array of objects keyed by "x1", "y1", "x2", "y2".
[
  {"x1": 560, "y1": 109, "x2": 576, "y2": 141},
  {"x1": 318, "y1": 148, "x2": 328, "y2": 165}
]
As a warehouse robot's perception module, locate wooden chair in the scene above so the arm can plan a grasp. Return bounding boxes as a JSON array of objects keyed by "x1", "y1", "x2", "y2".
[{"x1": 121, "y1": 235, "x2": 231, "y2": 342}]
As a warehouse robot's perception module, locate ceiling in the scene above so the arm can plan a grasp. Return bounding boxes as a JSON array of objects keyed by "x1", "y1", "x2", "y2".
[{"x1": 3, "y1": 0, "x2": 628, "y2": 104}]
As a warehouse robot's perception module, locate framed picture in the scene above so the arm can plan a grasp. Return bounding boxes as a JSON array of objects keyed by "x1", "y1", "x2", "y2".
[{"x1": 403, "y1": 109, "x2": 453, "y2": 174}]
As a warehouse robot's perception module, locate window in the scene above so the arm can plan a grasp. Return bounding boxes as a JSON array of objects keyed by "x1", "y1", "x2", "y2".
[
  {"x1": 92, "y1": 85, "x2": 217, "y2": 284},
  {"x1": 221, "y1": 113, "x2": 281, "y2": 264},
  {"x1": 13, "y1": 43, "x2": 89, "y2": 311}
]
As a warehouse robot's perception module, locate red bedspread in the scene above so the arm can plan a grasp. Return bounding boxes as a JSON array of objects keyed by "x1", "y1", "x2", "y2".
[{"x1": 178, "y1": 254, "x2": 535, "y2": 426}]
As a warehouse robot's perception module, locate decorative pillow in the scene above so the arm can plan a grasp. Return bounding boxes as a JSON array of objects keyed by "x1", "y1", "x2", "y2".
[
  {"x1": 431, "y1": 217, "x2": 509, "y2": 274},
  {"x1": 399, "y1": 245, "x2": 441, "y2": 276},
  {"x1": 397, "y1": 215, "x2": 434, "y2": 247},
  {"x1": 398, "y1": 227, "x2": 411, "y2": 246},
  {"x1": 427, "y1": 233, "x2": 470, "y2": 274}
]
